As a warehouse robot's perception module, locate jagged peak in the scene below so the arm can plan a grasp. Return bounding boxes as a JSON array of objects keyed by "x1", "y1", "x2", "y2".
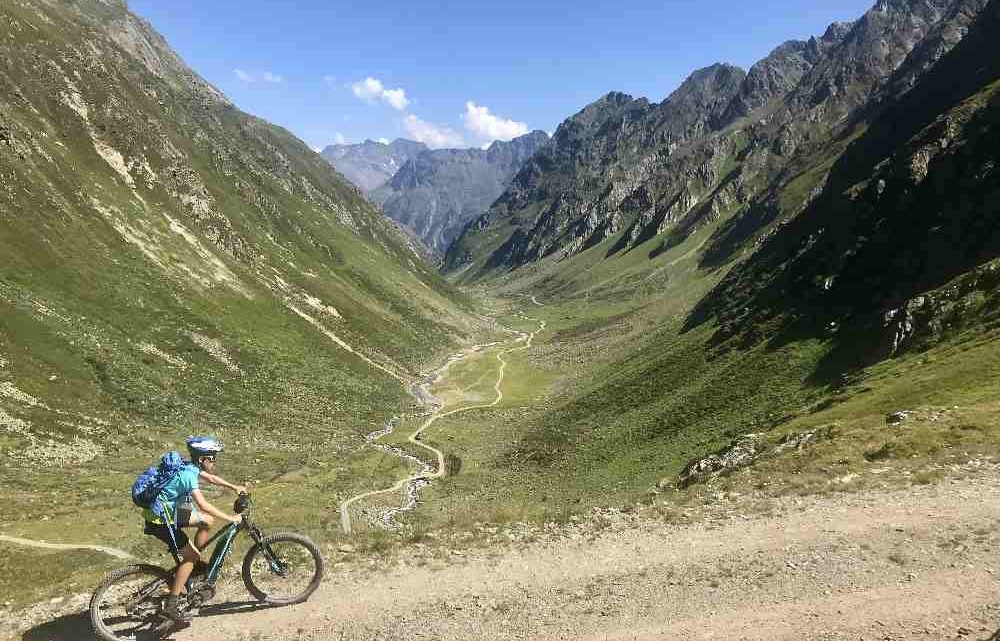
[
  {"x1": 689, "y1": 62, "x2": 746, "y2": 79},
  {"x1": 662, "y1": 62, "x2": 746, "y2": 109},
  {"x1": 557, "y1": 92, "x2": 644, "y2": 131},
  {"x1": 821, "y1": 20, "x2": 856, "y2": 42},
  {"x1": 598, "y1": 91, "x2": 636, "y2": 104},
  {"x1": 485, "y1": 130, "x2": 549, "y2": 152}
]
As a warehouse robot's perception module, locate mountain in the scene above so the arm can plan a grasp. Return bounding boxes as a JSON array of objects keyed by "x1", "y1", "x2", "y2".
[
  {"x1": 370, "y1": 130, "x2": 549, "y2": 256},
  {"x1": 321, "y1": 138, "x2": 428, "y2": 192},
  {"x1": 689, "y1": 0, "x2": 1000, "y2": 364},
  {"x1": 0, "y1": 0, "x2": 478, "y2": 592},
  {"x1": 426, "y1": 0, "x2": 1000, "y2": 527},
  {"x1": 445, "y1": 0, "x2": 985, "y2": 278}
]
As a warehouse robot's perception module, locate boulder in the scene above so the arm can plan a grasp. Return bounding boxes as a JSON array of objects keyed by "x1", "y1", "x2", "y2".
[
  {"x1": 677, "y1": 434, "x2": 763, "y2": 488},
  {"x1": 886, "y1": 411, "x2": 910, "y2": 425}
]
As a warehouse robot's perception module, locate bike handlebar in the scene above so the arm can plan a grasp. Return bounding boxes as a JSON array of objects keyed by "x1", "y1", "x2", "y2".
[{"x1": 234, "y1": 492, "x2": 251, "y2": 514}]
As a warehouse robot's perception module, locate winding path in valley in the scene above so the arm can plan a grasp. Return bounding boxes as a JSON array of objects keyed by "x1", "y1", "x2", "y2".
[
  {"x1": 0, "y1": 534, "x2": 134, "y2": 560},
  {"x1": 339, "y1": 314, "x2": 546, "y2": 534}
]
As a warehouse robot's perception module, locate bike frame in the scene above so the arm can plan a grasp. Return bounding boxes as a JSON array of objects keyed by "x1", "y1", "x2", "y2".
[
  {"x1": 168, "y1": 514, "x2": 275, "y2": 588},
  {"x1": 101, "y1": 497, "x2": 306, "y2": 633}
]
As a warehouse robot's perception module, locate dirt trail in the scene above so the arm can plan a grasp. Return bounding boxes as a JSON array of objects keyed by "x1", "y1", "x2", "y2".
[
  {"x1": 0, "y1": 534, "x2": 134, "y2": 560},
  {"x1": 174, "y1": 472, "x2": 1000, "y2": 641}
]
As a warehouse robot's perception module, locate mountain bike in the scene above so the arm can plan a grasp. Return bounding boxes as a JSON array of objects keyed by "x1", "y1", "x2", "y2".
[{"x1": 89, "y1": 493, "x2": 323, "y2": 641}]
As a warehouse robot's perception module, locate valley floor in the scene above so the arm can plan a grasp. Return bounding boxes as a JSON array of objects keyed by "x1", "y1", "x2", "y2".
[{"x1": 13, "y1": 467, "x2": 999, "y2": 641}]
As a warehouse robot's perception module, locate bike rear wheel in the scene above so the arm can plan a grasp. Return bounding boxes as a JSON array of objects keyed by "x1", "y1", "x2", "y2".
[
  {"x1": 89, "y1": 564, "x2": 172, "y2": 641},
  {"x1": 242, "y1": 532, "x2": 323, "y2": 605}
]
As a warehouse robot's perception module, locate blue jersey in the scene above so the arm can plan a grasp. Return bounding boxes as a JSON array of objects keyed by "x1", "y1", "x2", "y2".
[{"x1": 142, "y1": 463, "x2": 200, "y2": 524}]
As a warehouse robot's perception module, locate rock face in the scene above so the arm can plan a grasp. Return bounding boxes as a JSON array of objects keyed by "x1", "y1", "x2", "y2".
[
  {"x1": 371, "y1": 131, "x2": 549, "y2": 256},
  {"x1": 677, "y1": 434, "x2": 764, "y2": 487},
  {"x1": 321, "y1": 138, "x2": 428, "y2": 193},
  {"x1": 688, "y1": 0, "x2": 1000, "y2": 363},
  {"x1": 445, "y1": 0, "x2": 992, "y2": 281}
]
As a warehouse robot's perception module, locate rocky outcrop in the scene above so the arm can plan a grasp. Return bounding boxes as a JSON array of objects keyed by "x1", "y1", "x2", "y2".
[
  {"x1": 677, "y1": 428, "x2": 827, "y2": 487},
  {"x1": 677, "y1": 434, "x2": 764, "y2": 487},
  {"x1": 688, "y1": 0, "x2": 1000, "y2": 362}
]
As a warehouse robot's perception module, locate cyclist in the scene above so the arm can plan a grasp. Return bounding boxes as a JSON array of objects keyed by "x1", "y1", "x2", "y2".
[{"x1": 142, "y1": 436, "x2": 246, "y2": 624}]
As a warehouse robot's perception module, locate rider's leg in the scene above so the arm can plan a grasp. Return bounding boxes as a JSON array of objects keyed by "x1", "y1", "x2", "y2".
[
  {"x1": 161, "y1": 541, "x2": 199, "y2": 624},
  {"x1": 189, "y1": 512, "x2": 215, "y2": 551},
  {"x1": 171, "y1": 542, "x2": 200, "y2": 596}
]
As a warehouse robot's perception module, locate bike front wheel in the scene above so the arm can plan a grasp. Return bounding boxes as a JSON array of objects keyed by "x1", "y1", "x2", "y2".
[
  {"x1": 242, "y1": 532, "x2": 324, "y2": 605},
  {"x1": 89, "y1": 564, "x2": 172, "y2": 641}
]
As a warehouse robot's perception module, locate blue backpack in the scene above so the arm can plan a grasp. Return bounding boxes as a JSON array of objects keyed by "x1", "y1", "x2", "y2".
[{"x1": 132, "y1": 451, "x2": 185, "y2": 515}]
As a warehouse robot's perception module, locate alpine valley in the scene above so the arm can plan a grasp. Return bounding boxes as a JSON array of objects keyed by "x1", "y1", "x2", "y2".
[{"x1": 1, "y1": 0, "x2": 999, "y2": 639}]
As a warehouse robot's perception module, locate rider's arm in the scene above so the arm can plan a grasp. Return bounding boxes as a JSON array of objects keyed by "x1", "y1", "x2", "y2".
[
  {"x1": 199, "y1": 471, "x2": 247, "y2": 494},
  {"x1": 191, "y1": 488, "x2": 240, "y2": 523}
]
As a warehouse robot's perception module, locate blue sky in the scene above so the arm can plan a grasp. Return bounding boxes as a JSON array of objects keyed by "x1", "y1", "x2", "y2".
[{"x1": 129, "y1": 0, "x2": 875, "y2": 151}]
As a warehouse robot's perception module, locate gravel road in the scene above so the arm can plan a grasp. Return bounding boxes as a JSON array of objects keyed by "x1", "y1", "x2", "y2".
[{"x1": 169, "y1": 471, "x2": 1000, "y2": 641}]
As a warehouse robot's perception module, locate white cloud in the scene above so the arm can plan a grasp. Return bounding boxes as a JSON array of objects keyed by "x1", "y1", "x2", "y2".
[
  {"x1": 350, "y1": 77, "x2": 410, "y2": 110},
  {"x1": 334, "y1": 132, "x2": 347, "y2": 145},
  {"x1": 351, "y1": 77, "x2": 383, "y2": 102},
  {"x1": 403, "y1": 114, "x2": 463, "y2": 149},
  {"x1": 262, "y1": 72, "x2": 283, "y2": 83},
  {"x1": 323, "y1": 74, "x2": 336, "y2": 87},
  {"x1": 234, "y1": 68, "x2": 256, "y2": 83},
  {"x1": 376, "y1": 137, "x2": 390, "y2": 145},
  {"x1": 462, "y1": 101, "x2": 528, "y2": 143},
  {"x1": 382, "y1": 88, "x2": 409, "y2": 110}
]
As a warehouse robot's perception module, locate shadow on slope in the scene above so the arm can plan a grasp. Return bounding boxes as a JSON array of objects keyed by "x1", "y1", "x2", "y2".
[{"x1": 684, "y1": 0, "x2": 1000, "y2": 383}]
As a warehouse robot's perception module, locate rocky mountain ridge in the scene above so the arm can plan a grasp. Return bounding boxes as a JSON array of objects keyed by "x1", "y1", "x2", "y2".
[
  {"x1": 321, "y1": 138, "x2": 428, "y2": 193},
  {"x1": 370, "y1": 130, "x2": 549, "y2": 256},
  {"x1": 445, "y1": 0, "x2": 986, "y2": 278}
]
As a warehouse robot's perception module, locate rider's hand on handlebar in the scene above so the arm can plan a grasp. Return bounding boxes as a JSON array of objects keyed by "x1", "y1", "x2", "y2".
[
  {"x1": 228, "y1": 514, "x2": 242, "y2": 524},
  {"x1": 234, "y1": 485, "x2": 248, "y2": 495}
]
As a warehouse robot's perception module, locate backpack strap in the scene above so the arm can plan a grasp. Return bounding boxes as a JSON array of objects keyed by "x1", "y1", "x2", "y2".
[{"x1": 159, "y1": 498, "x2": 180, "y2": 555}]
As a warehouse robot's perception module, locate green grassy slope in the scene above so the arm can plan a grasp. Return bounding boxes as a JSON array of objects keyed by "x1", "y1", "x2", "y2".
[
  {"x1": 0, "y1": 0, "x2": 481, "y2": 604},
  {"x1": 400, "y1": 1, "x2": 1000, "y2": 534}
]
